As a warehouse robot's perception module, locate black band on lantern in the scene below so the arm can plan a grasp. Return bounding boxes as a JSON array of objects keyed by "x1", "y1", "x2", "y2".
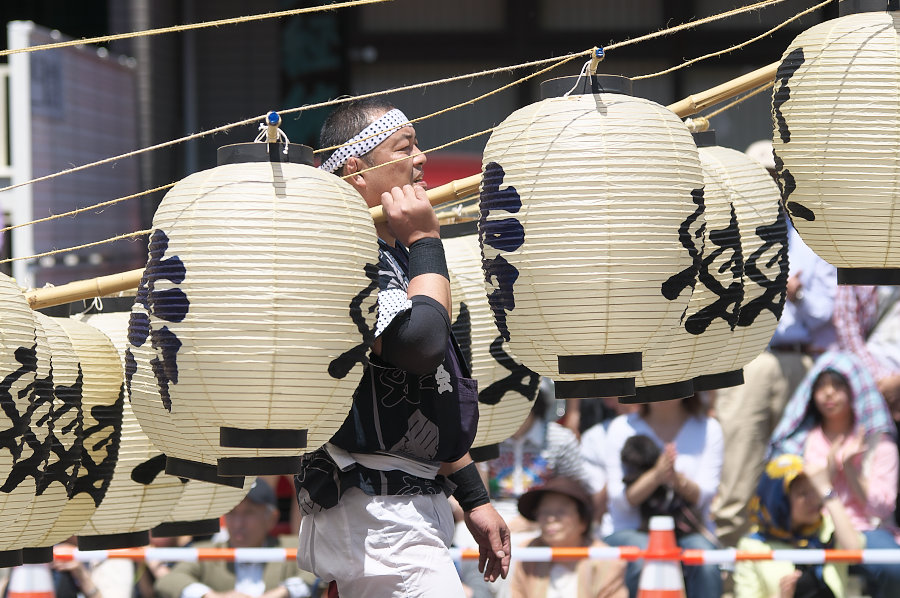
[
  {"x1": 21, "y1": 547, "x2": 53, "y2": 564},
  {"x1": 691, "y1": 130, "x2": 717, "y2": 148},
  {"x1": 217, "y1": 456, "x2": 303, "y2": 476},
  {"x1": 216, "y1": 142, "x2": 314, "y2": 166},
  {"x1": 693, "y1": 369, "x2": 745, "y2": 392},
  {"x1": 153, "y1": 518, "x2": 222, "y2": 538},
  {"x1": 539, "y1": 74, "x2": 633, "y2": 98},
  {"x1": 558, "y1": 352, "x2": 642, "y2": 375},
  {"x1": 441, "y1": 220, "x2": 478, "y2": 239},
  {"x1": 165, "y1": 456, "x2": 246, "y2": 488},
  {"x1": 0, "y1": 549, "x2": 23, "y2": 568},
  {"x1": 839, "y1": 0, "x2": 899, "y2": 15},
  {"x1": 219, "y1": 427, "x2": 308, "y2": 449},
  {"x1": 77, "y1": 531, "x2": 151, "y2": 551},
  {"x1": 837, "y1": 268, "x2": 900, "y2": 286},
  {"x1": 469, "y1": 443, "x2": 501, "y2": 462},
  {"x1": 554, "y1": 377, "x2": 636, "y2": 399},
  {"x1": 622, "y1": 380, "x2": 695, "y2": 404}
]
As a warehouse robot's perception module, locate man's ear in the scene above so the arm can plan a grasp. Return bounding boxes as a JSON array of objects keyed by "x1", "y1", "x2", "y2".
[{"x1": 344, "y1": 156, "x2": 367, "y2": 189}]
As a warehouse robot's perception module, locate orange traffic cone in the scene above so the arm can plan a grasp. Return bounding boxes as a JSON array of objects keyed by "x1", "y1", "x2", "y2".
[
  {"x1": 637, "y1": 516, "x2": 685, "y2": 598},
  {"x1": 7, "y1": 564, "x2": 56, "y2": 598}
]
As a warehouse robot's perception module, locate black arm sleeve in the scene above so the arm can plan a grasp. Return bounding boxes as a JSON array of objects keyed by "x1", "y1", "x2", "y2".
[{"x1": 380, "y1": 294, "x2": 451, "y2": 375}]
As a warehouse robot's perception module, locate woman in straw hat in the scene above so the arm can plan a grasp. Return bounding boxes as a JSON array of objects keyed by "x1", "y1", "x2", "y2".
[{"x1": 511, "y1": 476, "x2": 627, "y2": 598}]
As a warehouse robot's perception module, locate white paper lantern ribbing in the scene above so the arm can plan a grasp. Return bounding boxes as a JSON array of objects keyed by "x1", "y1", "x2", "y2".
[
  {"x1": 75, "y1": 311, "x2": 185, "y2": 550},
  {"x1": 1, "y1": 312, "x2": 69, "y2": 565},
  {"x1": 634, "y1": 133, "x2": 788, "y2": 398},
  {"x1": 691, "y1": 140, "x2": 789, "y2": 390},
  {"x1": 127, "y1": 155, "x2": 378, "y2": 479},
  {"x1": 480, "y1": 86, "x2": 704, "y2": 399},
  {"x1": 443, "y1": 228, "x2": 539, "y2": 457},
  {"x1": 0, "y1": 274, "x2": 44, "y2": 567},
  {"x1": 23, "y1": 314, "x2": 94, "y2": 557},
  {"x1": 152, "y1": 476, "x2": 253, "y2": 538},
  {"x1": 772, "y1": 10, "x2": 900, "y2": 284}
]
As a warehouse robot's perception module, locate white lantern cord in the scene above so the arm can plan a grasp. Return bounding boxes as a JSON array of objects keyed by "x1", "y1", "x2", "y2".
[
  {"x1": 562, "y1": 46, "x2": 606, "y2": 97},
  {"x1": 254, "y1": 110, "x2": 290, "y2": 155}
]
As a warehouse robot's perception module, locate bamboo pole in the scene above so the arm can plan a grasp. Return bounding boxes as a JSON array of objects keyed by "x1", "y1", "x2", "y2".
[
  {"x1": 24, "y1": 173, "x2": 484, "y2": 309},
  {"x1": 370, "y1": 173, "x2": 481, "y2": 224},
  {"x1": 24, "y1": 63, "x2": 779, "y2": 311},
  {"x1": 666, "y1": 61, "x2": 778, "y2": 118}
]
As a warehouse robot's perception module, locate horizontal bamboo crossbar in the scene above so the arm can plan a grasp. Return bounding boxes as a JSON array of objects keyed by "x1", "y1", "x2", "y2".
[{"x1": 667, "y1": 61, "x2": 778, "y2": 118}]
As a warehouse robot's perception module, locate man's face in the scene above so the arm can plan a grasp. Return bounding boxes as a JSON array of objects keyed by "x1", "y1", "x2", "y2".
[
  {"x1": 350, "y1": 117, "x2": 426, "y2": 208},
  {"x1": 224, "y1": 497, "x2": 277, "y2": 548}
]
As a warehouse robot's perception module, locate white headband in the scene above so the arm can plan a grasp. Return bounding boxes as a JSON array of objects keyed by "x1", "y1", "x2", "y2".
[{"x1": 319, "y1": 109, "x2": 411, "y2": 173}]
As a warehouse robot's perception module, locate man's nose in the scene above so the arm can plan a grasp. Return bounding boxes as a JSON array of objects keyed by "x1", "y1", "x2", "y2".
[{"x1": 412, "y1": 145, "x2": 427, "y2": 167}]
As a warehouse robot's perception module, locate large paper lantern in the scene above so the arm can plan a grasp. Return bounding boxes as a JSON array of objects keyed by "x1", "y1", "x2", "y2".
[
  {"x1": 773, "y1": 10, "x2": 900, "y2": 284},
  {"x1": 152, "y1": 476, "x2": 253, "y2": 537},
  {"x1": 127, "y1": 145, "x2": 379, "y2": 478},
  {"x1": 443, "y1": 224, "x2": 539, "y2": 459},
  {"x1": 21, "y1": 314, "x2": 97, "y2": 559},
  {"x1": 0, "y1": 274, "x2": 45, "y2": 567},
  {"x1": 479, "y1": 78, "x2": 704, "y2": 399},
  {"x1": 6, "y1": 314, "x2": 81, "y2": 565},
  {"x1": 690, "y1": 137, "x2": 789, "y2": 390},
  {"x1": 75, "y1": 311, "x2": 185, "y2": 550},
  {"x1": 634, "y1": 132, "x2": 788, "y2": 399}
]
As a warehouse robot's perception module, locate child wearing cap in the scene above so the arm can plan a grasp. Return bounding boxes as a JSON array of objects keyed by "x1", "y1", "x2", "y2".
[{"x1": 734, "y1": 454, "x2": 862, "y2": 598}]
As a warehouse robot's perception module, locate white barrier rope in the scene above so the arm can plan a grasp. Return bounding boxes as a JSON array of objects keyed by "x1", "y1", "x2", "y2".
[{"x1": 49, "y1": 546, "x2": 900, "y2": 564}]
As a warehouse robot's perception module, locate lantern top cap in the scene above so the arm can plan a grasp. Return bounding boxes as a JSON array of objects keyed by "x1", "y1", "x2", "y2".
[{"x1": 839, "y1": 0, "x2": 899, "y2": 15}]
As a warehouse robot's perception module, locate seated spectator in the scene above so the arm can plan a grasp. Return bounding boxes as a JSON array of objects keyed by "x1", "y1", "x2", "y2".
[
  {"x1": 603, "y1": 395, "x2": 723, "y2": 598},
  {"x1": 510, "y1": 476, "x2": 627, "y2": 598},
  {"x1": 50, "y1": 537, "x2": 134, "y2": 598},
  {"x1": 770, "y1": 351, "x2": 900, "y2": 598},
  {"x1": 134, "y1": 534, "x2": 191, "y2": 598},
  {"x1": 734, "y1": 454, "x2": 862, "y2": 598},
  {"x1": 580, "y1": 399, "x2": 639, "y2": 538},
  {"x1": 155, "y1": 480, "x2": 318, "y2": 598},
  {"x1": 832, "y1": 285, "x2": 900, "y2": 527}
]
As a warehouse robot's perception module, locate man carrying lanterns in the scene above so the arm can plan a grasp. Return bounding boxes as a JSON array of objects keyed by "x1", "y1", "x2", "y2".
[{"x1": 294, "y1": 98, "x2": 510, "y2": 598}]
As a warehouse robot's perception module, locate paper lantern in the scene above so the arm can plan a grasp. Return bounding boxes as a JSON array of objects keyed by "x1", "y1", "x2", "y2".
[
  {"x1": 5, "y1": 313, "x2": 80, "y2": 565},
  {"x1": 0, "y1": 274, "x2": 44, "y2": 567},
  {"x1": 690, "y1": 137, "x2": 789, "y2": 390},
  {"x1": 127, "y1": 147, "x2": 379, "y2": 478},
  {"x1": 479, "y1": 80, "x2": 704, "y2": 399},
  {"x1": 634, "y1": 132, "x2": 788, "y2": 399},
  {"x1": 152, "y1": 476, "x2": 253, "y2": 537},
  {"x1": 74, "y1": 311, "x2": 185, "y2": 550},
  {"x1": 772, "y1": 10, "x2": 900, "y2": 284},
  {"x1": 442, "y1": 224, "x2": 539, "y2": 459},
  {"x1": 20, "y1": 314, "x2": 97, "y2": 558}
]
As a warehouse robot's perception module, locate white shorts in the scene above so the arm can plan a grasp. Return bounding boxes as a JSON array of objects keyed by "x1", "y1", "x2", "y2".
[{"x1": 297, "y1": 488, "x2": 465, "y2": 598}]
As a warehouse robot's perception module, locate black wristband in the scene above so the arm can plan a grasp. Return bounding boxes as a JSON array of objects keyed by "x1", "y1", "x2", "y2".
[
  {"x1": 448, "y1": 462, "x2": 490, "y2": 512},
  {"x1": 408, "y1": 237, "x2": 449, "y2": 280}
]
